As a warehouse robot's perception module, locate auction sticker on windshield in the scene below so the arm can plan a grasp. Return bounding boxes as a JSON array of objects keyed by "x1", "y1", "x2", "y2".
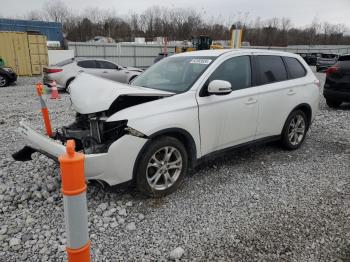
[{"x1": 190, "y1": 59, "x2": 212, "y2": 64}]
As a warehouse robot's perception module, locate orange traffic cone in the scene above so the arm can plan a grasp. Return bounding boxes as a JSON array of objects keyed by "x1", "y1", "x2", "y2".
[{"x1": 50, "y1": 80, "x2": 61, "y2": 99}]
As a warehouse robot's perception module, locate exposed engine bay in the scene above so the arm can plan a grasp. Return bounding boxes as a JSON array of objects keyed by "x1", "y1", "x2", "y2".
[{"x1": 54, "y1": 95, "x2": 162, "y2": 154}]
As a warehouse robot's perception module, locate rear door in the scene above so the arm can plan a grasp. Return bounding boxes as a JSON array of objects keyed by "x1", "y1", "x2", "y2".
[
  {"x1": 96, "y1": 60, "x2": 127, "y2": 83},
  {"x1": 254, "y1": 54, "x2": 307, "y2": 139},
  {"x1": 76, "y1": 60, "x2": 100, "y2": 76},
  {"x1": 331, "y1": 57, "x2": 350, "y2": 91}
]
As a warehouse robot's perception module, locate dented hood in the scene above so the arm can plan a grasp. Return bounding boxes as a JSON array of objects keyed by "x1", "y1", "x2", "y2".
[{"x1": 69, "y1": 73, "x2": 174, "y2": 114}]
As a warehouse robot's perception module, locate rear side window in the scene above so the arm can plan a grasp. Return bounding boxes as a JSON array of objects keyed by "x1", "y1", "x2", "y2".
[
  {"x1": 284, "y1": 57, "x2": 306, "y2": 79},
  {"x1": 208, "y1": 55, "x2": 251, "y2": 91},
  {"x1": 77, "y1": 60, "x2": 97, "y2": 68},
  {"x1": 96, "y1": 61, "x2": 118, "y2": 69},
  {"x1": 257, "y1": 55, "x2": 287, "y2": 85}
]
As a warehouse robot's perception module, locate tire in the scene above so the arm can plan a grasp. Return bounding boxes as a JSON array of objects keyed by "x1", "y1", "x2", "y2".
[
  {"x1": 0, "y1": 75, "x2": 8, "y2": 87},
  {"x1": 135, "y1": 136, "x2": 188, "y2": 197},
  {"x1": 65, "y1": 78, "x2": 75, "y2": 92},
  {"x1": 326, "y1": 98, "x2": 342, "y2": 108},
  {"x1": 281, "y1": 110, "x2": 308, "y2": 150}
]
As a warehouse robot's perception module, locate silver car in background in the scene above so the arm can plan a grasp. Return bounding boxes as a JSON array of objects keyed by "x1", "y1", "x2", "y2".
[{"x1": 43, "y1": 58, "x2": 142, "y2": 91}]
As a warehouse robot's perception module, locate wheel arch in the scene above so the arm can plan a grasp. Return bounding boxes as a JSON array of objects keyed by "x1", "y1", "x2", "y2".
[
  {"x1": 128, "y1": 74, "x2": 138, "y2": 83},
  {"x1": 65, "y1": 77, "x2": 75, "y2": 89},
  {"x1": 132, "y1": 128, "x2": 197, "y2": 181},
  {"x1": 289, "y1": 103, "x2": 312, "y2": 130}
]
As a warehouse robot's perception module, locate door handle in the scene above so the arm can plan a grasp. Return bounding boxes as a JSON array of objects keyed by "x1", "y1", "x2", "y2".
[
  {"x1": 287, "y1": 89, "x2": 296, "y2": 95},
  {"x1": 102, "y1": 71, "x2": 108, "y2": 73},
  {"x1": 78, "y1": 70, "x2": 84, "y2": 73},
  {"x1": 245, "y1": 98, "x2": 257, "y2": 105}
]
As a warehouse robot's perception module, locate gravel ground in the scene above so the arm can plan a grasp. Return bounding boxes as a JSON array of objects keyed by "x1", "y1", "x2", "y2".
[{"x1": 0, "y1": 70, "x2": 349, "y2": 261}]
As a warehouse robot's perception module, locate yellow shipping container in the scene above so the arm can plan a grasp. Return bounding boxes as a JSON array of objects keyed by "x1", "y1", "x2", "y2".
[
  {"x1": 31, "y1": 64, "x2": 41, "y2": 75},
  {"x1": 31, "y1": 54, "x2": 40, "y2": 65},
  {"x1": 0, "y1": 31, "x2": 32, "y2": 76},
  {"x1": 0, "y1": 32, "x2": 49, "y2": 76},
  {"x1": 28, "y1": 34, "x2": 48, "y2": 75}
]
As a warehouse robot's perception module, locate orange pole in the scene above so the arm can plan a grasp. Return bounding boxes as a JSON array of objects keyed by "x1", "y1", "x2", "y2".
[
  {"x1": 59, "y1": 140, "x2": 90, "y2": 262},
  {"x1": 36, "y1": 83, "x2": 53, "y2": 137}
]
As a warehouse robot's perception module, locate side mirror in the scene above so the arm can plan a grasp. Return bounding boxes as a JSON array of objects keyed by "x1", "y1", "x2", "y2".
[{"x1": 208, "y1": 80, "x2": 232, "y2": 95}]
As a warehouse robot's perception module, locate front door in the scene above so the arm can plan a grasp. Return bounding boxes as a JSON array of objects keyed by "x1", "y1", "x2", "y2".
[{"x1": 196, "y1": 55, "x2": 259, "y2": 156}]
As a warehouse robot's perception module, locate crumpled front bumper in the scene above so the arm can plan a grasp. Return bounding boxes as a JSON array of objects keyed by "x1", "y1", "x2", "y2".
[{"x1": 14, "y1": 121, "x2": 148, "y2": 185}]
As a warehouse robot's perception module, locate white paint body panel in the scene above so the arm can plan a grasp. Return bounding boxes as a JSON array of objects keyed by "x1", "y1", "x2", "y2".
[
  {"x1": 69, "y1": 73, "x2": 173, "y2": 114},
  {"x1": 17, "y1": 122, "x2": 147, "y2": 185},
  {"x1": 107, "y1": 91, "x2": 201, "y2": 157}
]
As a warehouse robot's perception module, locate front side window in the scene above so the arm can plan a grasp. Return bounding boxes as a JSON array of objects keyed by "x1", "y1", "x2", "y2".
[
  {"x1": 132, "y1": 56, "x2": 214, "y2": 93},
  {"x1": 77, "y1": 60, "x2": 97, "y2": 69},
  {"x1": 284, "y1": 57, "x2": 306, "y2": 79},
  {"x1": 207, "y1": 55, "x2": 251, "y2": 91},
  {"x1": 257, "y1": 55, "x2": 287, "y2": 85}
]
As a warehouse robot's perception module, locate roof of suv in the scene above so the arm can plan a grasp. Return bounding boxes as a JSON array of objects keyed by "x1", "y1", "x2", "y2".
[{"x1": 174, "y1": 48, "x2": 299, "y2": 58}]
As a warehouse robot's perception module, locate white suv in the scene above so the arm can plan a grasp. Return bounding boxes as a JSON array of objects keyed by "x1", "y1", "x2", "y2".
[{"x1": 15, "y1": 49, "x2": 320, "y2": 197}]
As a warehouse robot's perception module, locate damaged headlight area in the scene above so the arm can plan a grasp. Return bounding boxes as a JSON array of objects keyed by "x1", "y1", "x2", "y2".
[{"x1": 55, "y1": 113, "x2": 129, "y2": 154}]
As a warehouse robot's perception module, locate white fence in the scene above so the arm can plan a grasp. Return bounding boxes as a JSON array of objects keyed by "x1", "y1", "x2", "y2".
[
  {"x1": 68, "y1": 42, "x2": 350, "y2": 68},
  {"x1": 48, "y1": 49, "x2": 74, "y2": 65},
  {"x1": 242, "y1": 45, "x2": 350, "y2": 55},
  {"x1": 68, "y1": 42, "x2": 175, "y2": 68}
]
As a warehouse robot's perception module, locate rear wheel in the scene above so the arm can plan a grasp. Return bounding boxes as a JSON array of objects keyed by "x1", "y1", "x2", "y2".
[
  {"x1": 135, "y1": 136, "x2": 188, "y2": 197},
  {"x1": 326, "y1": 98, "x2": 342, "y2": 108},
  {"x1": 0, "y1": 75, "x2": 8, "y2": 87},
  {"x1": 281, "y1": 110, "x2": 308, "y2": 150}
]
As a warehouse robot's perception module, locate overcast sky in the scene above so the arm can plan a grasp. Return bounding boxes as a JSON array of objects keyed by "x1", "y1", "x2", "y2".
[{"x1": 2, "y1": 0, "x2": 350, "y2": 28}]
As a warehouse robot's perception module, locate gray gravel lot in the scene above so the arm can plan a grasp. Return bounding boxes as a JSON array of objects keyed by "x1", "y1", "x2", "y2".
[{"x1": 0, "y1": 70, "x2": 349, "y2": 261}]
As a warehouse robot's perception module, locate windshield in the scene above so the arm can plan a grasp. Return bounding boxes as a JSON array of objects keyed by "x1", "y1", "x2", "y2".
[{"x1": 132, "y1": 56, "x2": 215, "y2": 93}]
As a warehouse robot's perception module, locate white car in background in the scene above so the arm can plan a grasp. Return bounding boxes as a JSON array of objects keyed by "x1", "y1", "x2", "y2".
[
  {"x1": 14, "y1": 49, "x2": 320, "y2": 197},
  {"x1": 43, "y1": 58, "x2": 142, "y2": 90}
]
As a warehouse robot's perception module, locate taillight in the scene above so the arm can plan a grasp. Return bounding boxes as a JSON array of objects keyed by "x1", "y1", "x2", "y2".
[
  {"x1": 46, "y1": 68, "x2": 63, "y2": 74},
  {"x1": 314, "y1": 79, "x2": 320, "y2": 88},
  {"x1": 326, "y1": 66, "x2": 339, "y2": 76}
]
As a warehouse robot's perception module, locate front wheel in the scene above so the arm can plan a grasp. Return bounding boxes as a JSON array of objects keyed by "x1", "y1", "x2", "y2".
[
  {"x1": 135, "y1": 136, "x2": 188, "y2": 197},
  {"x1": 0, "y1": 75, "x2": 8, "y2": 87},
  {"x1": 281, "y1": 110, "x2": 308, "y2": 150}
]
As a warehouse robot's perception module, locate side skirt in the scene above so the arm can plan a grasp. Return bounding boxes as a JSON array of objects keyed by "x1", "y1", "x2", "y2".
[{"x1": 194, "y1": 135, "x2": 281, "y2": 167}]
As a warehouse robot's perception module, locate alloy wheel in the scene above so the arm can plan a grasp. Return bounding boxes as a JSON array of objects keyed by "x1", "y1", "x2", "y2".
[
  {"x1": 288, "y1": 114, "x2": 305, "y2": 146},
  {"x1": 0, "y1": 76, "x2": 6, "y2": 87},
  {"x1": 146, "y1": 146, "x2": 183, "y2": 190}
]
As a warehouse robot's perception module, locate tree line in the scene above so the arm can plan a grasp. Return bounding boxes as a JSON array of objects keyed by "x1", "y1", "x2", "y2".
[{"x1": 10, "y1": 0, "x2": 350, "y2": 46}]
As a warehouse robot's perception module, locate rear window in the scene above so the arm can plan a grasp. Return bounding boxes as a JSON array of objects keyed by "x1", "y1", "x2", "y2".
[
  {"x1": 77, "y1": 60, "x2": 97, "y2": 68},
  {"x1": 54, "y1": 59, "x2": 74, "y2": 67},
  {"x1": 257, "y1": 55, "x2": 287, "y2": 85},
  {"x1": 284, "y1": 57, "x2": 306, "y2": 79}
]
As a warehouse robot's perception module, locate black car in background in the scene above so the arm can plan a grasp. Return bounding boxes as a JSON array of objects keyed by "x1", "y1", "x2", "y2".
[
  {"x1": 299, "y1": 53, "x2": 318, "y2": 66},
  {"x1": 316, "y1": 53, "x2": 339, "y2": 72},
  {"x1": 0, "y1": 66, "x2": 17, "y2": 87},
  {"x1": 323, "y1": 55, "x2": 350, "y2": 108}
]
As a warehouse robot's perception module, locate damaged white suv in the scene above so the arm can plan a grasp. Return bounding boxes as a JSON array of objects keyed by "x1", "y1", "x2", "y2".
[{"x1": 14, "y1": 49, "x2": 320, "y2": 197}]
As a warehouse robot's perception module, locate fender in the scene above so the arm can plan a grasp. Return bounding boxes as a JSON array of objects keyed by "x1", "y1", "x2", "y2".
[{"x1": 132, "y1": 127, "x2": 198, "y2": 181}]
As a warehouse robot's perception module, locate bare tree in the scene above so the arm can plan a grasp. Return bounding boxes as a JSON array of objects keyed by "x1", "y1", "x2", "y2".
[{"x1": 43, "y1": 0, "x2": 69, "y2": 23}]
